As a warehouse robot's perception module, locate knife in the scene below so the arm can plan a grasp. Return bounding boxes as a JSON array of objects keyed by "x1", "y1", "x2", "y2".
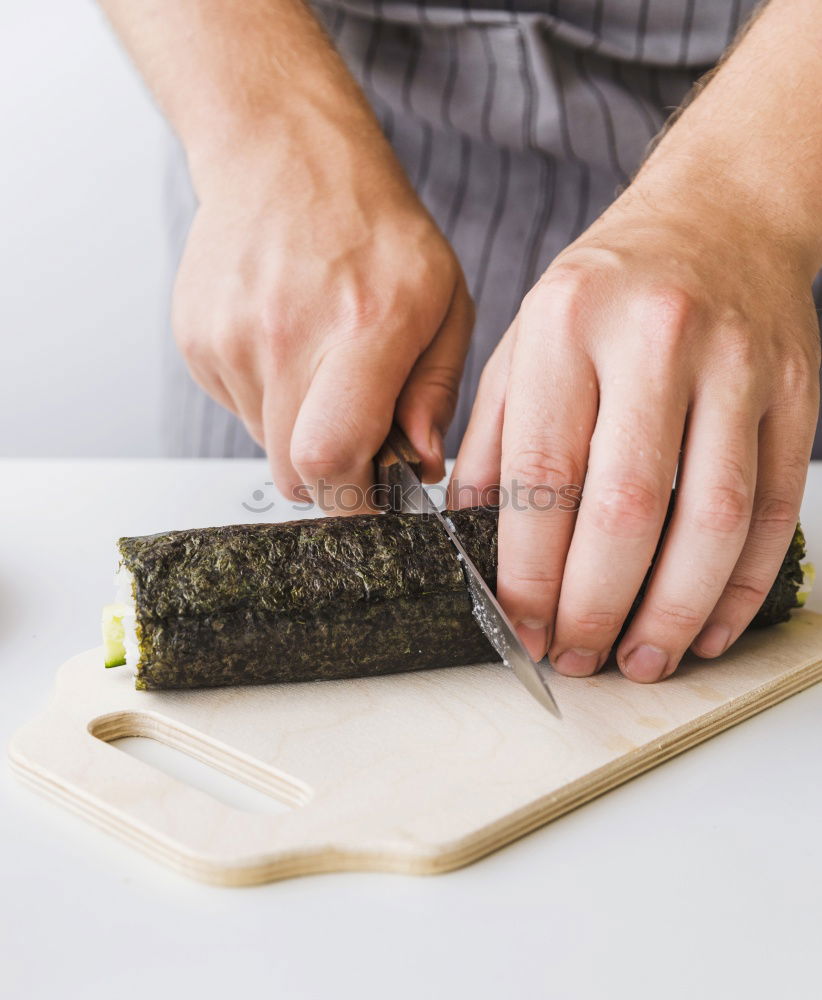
[{"x1": 376, "y1": 424, "x2": 561, "y2": 719}]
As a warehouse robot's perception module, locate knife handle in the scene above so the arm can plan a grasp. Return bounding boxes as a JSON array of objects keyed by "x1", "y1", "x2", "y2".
[{"x1": 374, "y1": 423, "x2": 422, "y2": 510}]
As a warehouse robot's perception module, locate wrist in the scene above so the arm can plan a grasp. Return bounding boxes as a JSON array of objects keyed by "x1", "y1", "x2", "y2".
[
  {"x1": 627, "y1": 147, "x2": 822, "y2": 281},
  {"x1": 185, "y1": 94, "x2": 399, "y2": 204},
  {"x1": 183, "y1": 106, "x2": 301, "y2": 199}
]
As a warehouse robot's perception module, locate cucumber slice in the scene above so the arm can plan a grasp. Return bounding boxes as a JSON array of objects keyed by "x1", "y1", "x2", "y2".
[
  {"x1": 102, "y1": 602, "x2": 127, "y2": 668},
  {"x1": 797, "y1": 563, "x2": 815, "y2": 607}
]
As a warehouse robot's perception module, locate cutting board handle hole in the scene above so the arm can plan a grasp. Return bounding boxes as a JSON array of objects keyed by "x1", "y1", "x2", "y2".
[{"x1": 89, "y1": 711, "x2": 312, "y2": 816}]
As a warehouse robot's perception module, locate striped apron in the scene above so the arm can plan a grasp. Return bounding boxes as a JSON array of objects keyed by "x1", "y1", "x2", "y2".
[{"x1": 162, "y1": 0, "x2": 822, "y2": 460}]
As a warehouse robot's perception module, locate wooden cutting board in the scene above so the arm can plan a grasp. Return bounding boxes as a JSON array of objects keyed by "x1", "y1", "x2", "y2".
[{"x1": 10, "y1": 611, "x2": 822, "y2": 886}]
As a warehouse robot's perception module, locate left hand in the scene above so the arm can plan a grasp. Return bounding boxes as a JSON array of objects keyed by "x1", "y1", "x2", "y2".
[{"x1": 450, "y1": 183, "x2": 821, "y2": 683}]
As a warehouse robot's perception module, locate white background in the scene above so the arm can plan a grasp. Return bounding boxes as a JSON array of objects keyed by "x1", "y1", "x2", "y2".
[{"x1": 1, "y1": 0, "x2": 169, "y2": 457}]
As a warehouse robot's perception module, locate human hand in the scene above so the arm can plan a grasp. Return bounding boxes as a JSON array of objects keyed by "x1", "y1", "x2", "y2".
[
  {"x1": 451, "y1": 183, "x2": 820, "y2": 683},
  {"x1": 173, "y1": 117, "x2": 472, "y2": 513}
]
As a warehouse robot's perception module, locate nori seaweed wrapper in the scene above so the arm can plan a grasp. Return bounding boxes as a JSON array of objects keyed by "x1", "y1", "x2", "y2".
[
  {"x1": 120, "y1": 509, "x2": 497, "y2": 690},
  {"x1": 118, "y1": 507, "x2": 806, "y2": 691}
]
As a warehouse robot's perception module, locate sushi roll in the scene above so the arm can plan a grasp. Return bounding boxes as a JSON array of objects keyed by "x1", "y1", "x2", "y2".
[
  {"x1": 102, "y1": 507, "x2": 811, "y2": 691},
  {"x1": 102, "y1": 509, "x2": 499, "y2": 690}
]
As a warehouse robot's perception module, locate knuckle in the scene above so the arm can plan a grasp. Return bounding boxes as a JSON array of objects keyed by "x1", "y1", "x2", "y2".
[
  {"x1": 413, "y1": 363, "x2": 461, "y2": 403},
  {"x1": 723, "y1": 575, "x2": 771, "y2": 608},
  {"x1": 519, "y1": 268, "x2": 586, "y2": 334},
  {"x1": 505, "y1": 444, "x2": 581, "y2": 492},
  {"x1": 646, "y1": 601, "x2": 704, "y2": 632},
  {"x1": 335, "y1": 284, "x2": 385, "y2": 333},
  {"x1": 566, "y1": 608, "x2": 625, "y2": 636},
  {"x1": 173, "y1": 315, "x2": 202, "y2": 361},
  {"x1": 432, "y1": 246, "x2": 459, "y2": 287},
  {"x1": 639, "y1": 285, "x2": 695, "y2": 339},
  {"x1": 516, "y1": 289, "x2": 546, "y2": 333},
  {"x1": 539, "y1": 262, "x2": 589, "y2": 300},
  {"x1": 500, "y1": 567, "x2": 563, "y2": 596},
  {"x1": 780, "y1": 350, "x2": 820, "y2": 405},
  {"x1": 691, "y1": 485, "x2": 751, "y2": 536},
  {"x1": 290, "y1": 431, "x2": 353, "y2": 481},
  {"x1": 752, "y1": 492, "x2": 799, "y2": 540},
  {"x1": 396, "y1": 376, "x2": 460, "y2": 432},
  {"x1": 590, "y1": 478, "x2": 664, "y2": 538},
  {"x1": 213, "y1": 327, "x2": 247, "y2": 369}
]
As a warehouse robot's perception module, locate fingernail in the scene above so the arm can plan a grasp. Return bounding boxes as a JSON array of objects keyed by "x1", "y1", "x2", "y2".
[
  {"x1": 554, "y1": 648, "x2": 600, "y2": 677},
  {"x1": 428, "y1": 429, "x2": 444, "y2": 468},
  {"x1": 693, "y1": 623, "x2": 731, "y2": 658},
  {"x1": 515, "y1": 620, "x2": 548, "y2": 661},
  {"x1": 622, "y1": 643, "x2": 668, "y2": 683}
]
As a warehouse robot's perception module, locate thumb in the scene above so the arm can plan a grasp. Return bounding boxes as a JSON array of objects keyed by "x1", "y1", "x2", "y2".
[{"x1": 395, "y1": 278, "x2": 474, "y2": 482}]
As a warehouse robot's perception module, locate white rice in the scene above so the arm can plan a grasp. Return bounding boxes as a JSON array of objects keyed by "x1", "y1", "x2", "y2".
[{"x1": 115, "y1": 563, "x2": 140, "y2": 675}]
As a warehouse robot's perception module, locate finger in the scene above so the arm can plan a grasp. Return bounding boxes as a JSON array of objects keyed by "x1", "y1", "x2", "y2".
[
  {"x1": 181, "y1": 325, "x2": 269, "y2": 453},
  {"x1": 395, "y1": 277, "x2": 474, "y2": 483},
  {"x1": 617, "y1": 393, "x2": 758, "y2": 682},
  {"x1": 447, "y1": 323, "x2": 516, "y2": 510},
  {"x1": 191, "y1": 361, "x2": 276, "y2": 468},
  {"x1": 218, "y1": 348, "x2": 266, "y2": 446},
  {"x1": 173, "y1": 294, "x2": 238, "y2": 417},
  {"x1": 548, "y1": 371, "x2": 686, "y2": 677},
  {"x1": 497, "y1": 285, "x2": 599, "y2": 661},
  {"x1": 261, "y1": 377, "x2": 309, "y2": 504},
  {"x1": 290, "y1": 335, "x2": 417, "y2": 515},
  {"x1": 184, "y1": 356, "x2": 236, "y2": 415},
  {"x1": 690, "y1": 404, "x2": 815, "y2": 658},
  {"x1": 187, "y1": 359, "x2": 271, "y2": 456},
  {"x1": 237, "y1": 328, "x2": 309, "y2": 502}
]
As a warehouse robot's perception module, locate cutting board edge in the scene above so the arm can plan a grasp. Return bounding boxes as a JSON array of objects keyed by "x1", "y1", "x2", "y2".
[{"x1": 9, "y1": 650, "x2": 822, "y2": 887}]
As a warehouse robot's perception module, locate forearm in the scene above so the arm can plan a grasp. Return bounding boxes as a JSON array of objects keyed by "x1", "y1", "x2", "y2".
[
  {"x1": 629, "y1": 0, "x2": 822, "y2": 278},
  {"x1": 97, "y1": 0, "x2": 390, "y2": 193}
]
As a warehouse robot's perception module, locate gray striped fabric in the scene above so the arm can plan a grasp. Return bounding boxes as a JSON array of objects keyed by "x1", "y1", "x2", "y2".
[{"x1": 161, "y1": 0, "x2": 822, "y2": 460}]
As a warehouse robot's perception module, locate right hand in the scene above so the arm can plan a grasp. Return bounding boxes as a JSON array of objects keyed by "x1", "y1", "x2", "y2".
[{"x1": 173, "y1": 112, "x2": 473, "y2": 513}]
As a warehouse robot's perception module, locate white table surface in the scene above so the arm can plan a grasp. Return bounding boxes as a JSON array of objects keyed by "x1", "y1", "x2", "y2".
[{"x1": 2, "y1": 459, "x2": 821, "y2": 1000}]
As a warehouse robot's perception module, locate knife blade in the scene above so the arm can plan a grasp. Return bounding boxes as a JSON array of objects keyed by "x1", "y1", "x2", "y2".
[{"x1": 376, "y1": 425, "x2": 561, "y2": 719}]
